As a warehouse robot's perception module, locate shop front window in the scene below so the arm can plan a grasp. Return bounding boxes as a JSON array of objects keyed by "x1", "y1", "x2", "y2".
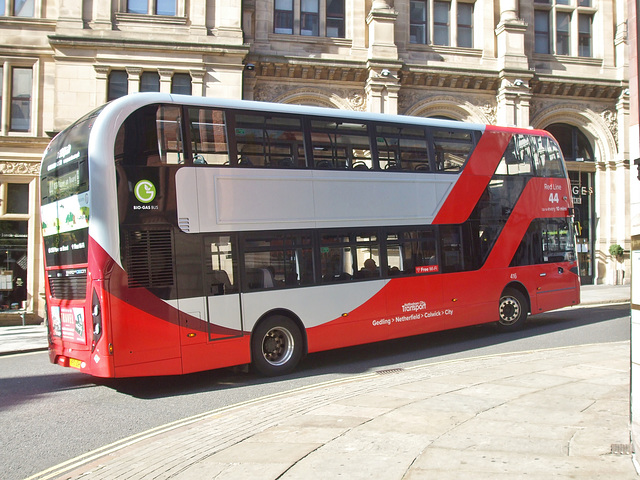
[{"x1": 0, "y1": 220, "x2": 28, "y2": 310}]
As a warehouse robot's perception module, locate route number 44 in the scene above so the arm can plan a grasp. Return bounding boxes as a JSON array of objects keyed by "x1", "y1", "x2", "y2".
[{"x1": 548, "y1": 192, "x2": 560, "y2": 204}]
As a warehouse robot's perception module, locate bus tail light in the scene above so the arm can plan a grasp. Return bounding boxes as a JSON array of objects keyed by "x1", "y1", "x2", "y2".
[{"x1": 91, "y1": 289, "x2": 103, "y2": 352}]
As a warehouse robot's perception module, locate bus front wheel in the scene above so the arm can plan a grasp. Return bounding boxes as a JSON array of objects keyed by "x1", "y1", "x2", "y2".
[
  {"x1": 251, "y1": 315, "x2": 303, "y2": 376},
  {"x1": 496, "y1": 288, "x2": 528, "y2": 331}
]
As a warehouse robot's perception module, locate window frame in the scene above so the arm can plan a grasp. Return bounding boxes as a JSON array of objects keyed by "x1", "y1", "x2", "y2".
[
  {"x1": 273, "y1": 0, "x2": 345, "y2": 38},
  {"x1": 0, "y1": 60, "x2": 37, "y2": 136},
  {"x1": 533, "y1": 0, "x2": 597, "y2": 57},
  {"x1": 125, "y1": 0, "x2": 178, "y2": 16},
  {"x1": 409, "y1": 0, "x2": 475, "y2": 49}
]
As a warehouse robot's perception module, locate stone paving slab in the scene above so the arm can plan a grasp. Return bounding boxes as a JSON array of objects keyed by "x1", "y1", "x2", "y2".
[{"x1": 40, "y1": 342, "x2": 635, "y2": 480}]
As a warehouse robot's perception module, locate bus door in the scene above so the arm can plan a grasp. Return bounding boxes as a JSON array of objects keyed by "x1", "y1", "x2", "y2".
[
  {"x1": 533, "y1": 220, "x2": 579, "y2": 313},
  {"x1": 203, "y1": 235, "x2": 244, "y2": 340},
  {"x1": 534, "y1": 262, "x2": 577, "y2": 313}
]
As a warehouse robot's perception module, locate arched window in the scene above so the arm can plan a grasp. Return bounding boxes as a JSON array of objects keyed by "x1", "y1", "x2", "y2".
[{"x1": 545, "y1": 123, "x2": 594, "y2": 162}]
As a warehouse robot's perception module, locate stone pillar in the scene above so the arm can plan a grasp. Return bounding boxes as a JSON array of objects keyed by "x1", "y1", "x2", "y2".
[
  {"x1": 495, "y1": 1, "x2": 530, "y2": 127},
  {"x1": 56, "y1": 0, "x2": 84, "y2": 30},
  {"x1": 190, "y1": 70, "x2": 206, "y2": 97},
  {"x1": 496, "y1": 78, "x2": 530, "y2": 126},
  {"x1": 92, "y1": 0, "x2": 112, "y2": 30},
  {"x1": 189, "y1": 0, "x2": 208, "y2": 37},
  {"x1": 126, "y1": 67, "x2": 142, "y2": 94},
  {"x1": 365, "y1": 66, "x2": 400, "y2": 115},
  {"x1": 367, "y1": 0, "x2": 398, "y2": 60},
  {"x1": 214, "y1": 0, "x2": 244, "y2": 43},
  {"x1": 159, "y1": 69, "x2": 173, "y2": 94},
  {"x1": 94, "y1": 65, "x2": 109, "y2": 105}
]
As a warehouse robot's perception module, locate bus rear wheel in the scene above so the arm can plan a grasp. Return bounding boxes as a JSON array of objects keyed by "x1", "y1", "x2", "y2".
[
  {"x1": 251, "y1": 315, "x2": 303, "y2": 376},
  {"x1": 496, "y1": 288, "x2": 528, "y2": 331}
]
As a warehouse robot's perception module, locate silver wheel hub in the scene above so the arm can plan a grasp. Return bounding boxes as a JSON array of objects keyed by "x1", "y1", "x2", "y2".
[
  {"x1": 499, "y1": 296, "x2": 520, "y2": 325},
  {"x1": 262, "y1": 327, "x2": 295, "y2": 367}
]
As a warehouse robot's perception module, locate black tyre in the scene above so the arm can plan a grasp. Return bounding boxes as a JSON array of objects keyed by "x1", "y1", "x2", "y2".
[
  {"x1": 496, "y1": 288, "x2": 528, "y2": 331},
  {"x1": 251, "y1": 315, "x2": 303, "y2": 376}
]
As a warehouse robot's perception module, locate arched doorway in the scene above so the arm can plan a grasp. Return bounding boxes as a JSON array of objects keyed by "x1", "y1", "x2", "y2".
[{"x1": 545, "y1": 123, "x2": 596, "y2": 285}]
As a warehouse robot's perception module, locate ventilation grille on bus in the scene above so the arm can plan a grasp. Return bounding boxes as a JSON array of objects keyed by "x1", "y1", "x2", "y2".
[
  {"x1": 125, "y1": 230, "x2": 174, "y2": 288},
  {"x1": 49, "y1": 273, "x2": 87, "y2": 300}
]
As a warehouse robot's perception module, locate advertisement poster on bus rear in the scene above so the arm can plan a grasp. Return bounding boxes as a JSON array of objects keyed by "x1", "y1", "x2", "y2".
[{"x1": 50, "y1": 305, "x2": 86, "y2": 345}]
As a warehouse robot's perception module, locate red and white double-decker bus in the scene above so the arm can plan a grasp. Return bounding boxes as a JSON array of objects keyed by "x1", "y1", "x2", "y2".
[{"x1": 40, "y1": 93, "x2": 579, "y2": 378}]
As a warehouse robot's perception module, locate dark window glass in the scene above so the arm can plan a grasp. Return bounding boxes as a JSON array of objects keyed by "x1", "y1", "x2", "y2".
[
  {"x1": 274, "y1": 0, "x2": 294, "y2": 34},
  {"x1": 10, "y1": 67, "x2": 32, "y2": 132},
  {"x1": 432, "y1": 128, "x2": 476, "y2": 172},
  {"x1": 243, "y1": 232, "x2": 314, "y2": 290},
  {"x1": 386, "y1": 228, "x2": 438, "y2": 276},
  {"x1": 301, "y1": 0, "x2": 319, "y2": 36},
  {"x1": 409, "y1": 0, "x2": 427, "y2": 44},
  {"x1": 108, "y1": 70, "x2": 128, "y2": 101},
  {"x1": 440, "y1": 225, "x2": 463, "y2": 272},
  {"x1": 207, "y1": 235, "x2": 237, "y2": 294},
  {"x1": 556, "y1": 12, "x2": 570, "y2": 55},
  {"x1": 189, "y1": 107, "x2": 229, "y2": 165},
  {"x1": 171, "y1": 73, "x2": 191, "y2": 95},
  {"x1": 6, "y1": 183, "x2": 29, "y2": 214},
  {"x1": 578, "y1": 14, "x2": 592, "y2": 57},
  {"x1": 511, "y1": 218, "x2": 576, "y2": 266},
  {"x1": 140, "y1": 72, "x2": 160, "y2": 92},
  {"x1": 433, "y1": 1, "x2": 450, "y2": 46},
  {"x1": 528, "y1": 136, "x2": 566, "y2": 178},
  {"x1": 534, "y1": 10, "x2": 551, "y2": 54},
  {"x1": 376, "y1": 124, "x2": 431, "y2": 172},
  {"x1": 310, "y1": 119, "x2": 371, "y2": 170},
  {"x1": 235, "y1": 113, "x2": 306, "y2": 168},
  {"x1": 326, "y1": 0, "x2": 345, "y2": 37},
  {"x1": 457, "y1": 3, "x2": 473, "y2": 48},
  {"x1": 115, "y1": 104, "x2": 184, "y2": 166},
  {"x1": 545, "y1": 124, "x2": 594, "y2": 162},
  {"x1": 320, "y1": 233, "x2": 353, "y2": 281}
]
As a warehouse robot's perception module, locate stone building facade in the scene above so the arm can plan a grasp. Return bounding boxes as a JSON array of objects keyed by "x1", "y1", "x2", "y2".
[{"x1": 0, "y1": 0, "x2": 630, "y2": 319}]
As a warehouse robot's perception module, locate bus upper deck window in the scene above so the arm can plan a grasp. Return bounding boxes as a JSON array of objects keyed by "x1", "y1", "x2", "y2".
[
  {"x1": 531, "y1": 136, "x2": 566, "y2": 178},
  {"x1": 189, "y1": 107, "x2": 229, "y2": 166},
  {"x1": 432, "y1": 128, "x2": 475, "y2": 172}
]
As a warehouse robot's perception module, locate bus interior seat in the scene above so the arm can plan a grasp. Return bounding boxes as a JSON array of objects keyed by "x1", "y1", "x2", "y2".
[
  {"x1": 209, "y1": 270, "x2": 231, "y2": 295},
  {"x1": 246, "y1": 268, "x2": 275, "y2": 289}
]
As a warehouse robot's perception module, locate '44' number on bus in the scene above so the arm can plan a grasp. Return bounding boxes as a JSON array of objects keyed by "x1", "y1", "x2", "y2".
[{"x1": 549, "y1": 192, "x2": 560, "y2": 204}]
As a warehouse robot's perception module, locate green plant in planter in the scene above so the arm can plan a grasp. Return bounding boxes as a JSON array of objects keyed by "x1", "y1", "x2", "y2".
[{"x1": 609, "y1": 244, "x2": 624, "y2": 257}]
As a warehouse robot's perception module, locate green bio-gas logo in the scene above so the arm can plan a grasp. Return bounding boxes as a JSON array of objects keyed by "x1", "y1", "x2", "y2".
[{"x1": 134, "y1": 180, "x2": 156, "y2": 203}]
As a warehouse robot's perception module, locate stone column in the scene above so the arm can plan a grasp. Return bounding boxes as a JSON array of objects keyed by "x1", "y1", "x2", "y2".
[
  {"x1": 126, "y1": 67, "x2": 142, "y2": 94},
  {"x1": 190, "y1": 70, "x2": 206, "y2": 97},
  {"x1": 159, "y1": 69, "x2": 174, "y2": 94},
  {"x1": 94, "y1": 65, "x2": 110, "y2": 105},
  {"x1": 56, "y1": 0, "x2": 84, "y2": 30},
  {"x1": 92, "y1": 0, "x2": 112, "y2": 30},
  {"x1": 367, "y1": 0, "x2": 398, "y2": 60}
]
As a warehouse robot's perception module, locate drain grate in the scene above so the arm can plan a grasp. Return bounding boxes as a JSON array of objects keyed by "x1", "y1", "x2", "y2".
[
  {"x1": 376, "y1": 368, "x2": 405, "y2": 375},
  {"x1": 611, "y1": 444, "x2": 632, "y2": 455}
]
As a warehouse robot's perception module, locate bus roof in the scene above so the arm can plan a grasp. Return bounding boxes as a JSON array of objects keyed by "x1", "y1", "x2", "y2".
[{"x1": 98, "y1": 92, "x2": 488, "y2": 133}]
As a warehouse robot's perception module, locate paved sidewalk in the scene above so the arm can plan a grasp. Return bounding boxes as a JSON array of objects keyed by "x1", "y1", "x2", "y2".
[
  {"x1": 0, "y1": 324, "x2": 48, "y2": 355},
  {"x1": 42, "y1": 341, "x2": 634, "y2": 479}
]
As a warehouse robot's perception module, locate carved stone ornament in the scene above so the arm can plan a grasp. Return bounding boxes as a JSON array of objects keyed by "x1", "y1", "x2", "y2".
[
  {"x1": 255, "y1": 83, "x2": 367, "y2": 111},
  {"x1": 600, "y1": 108, "x2": 618, "y2": 145},
  {"x1": 0, "y1": 161, "x2": 40, "y2": 176}
]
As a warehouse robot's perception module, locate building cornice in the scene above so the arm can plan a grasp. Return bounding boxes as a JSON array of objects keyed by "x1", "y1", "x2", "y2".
[{"x1": 48, "y1": 34, "x2": 250, "y2": 56}]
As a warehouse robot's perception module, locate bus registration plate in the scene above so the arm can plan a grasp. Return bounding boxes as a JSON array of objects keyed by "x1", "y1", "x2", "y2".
[{"x1": 69, "y1": 358, "x2": 82, "y2": 369}]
